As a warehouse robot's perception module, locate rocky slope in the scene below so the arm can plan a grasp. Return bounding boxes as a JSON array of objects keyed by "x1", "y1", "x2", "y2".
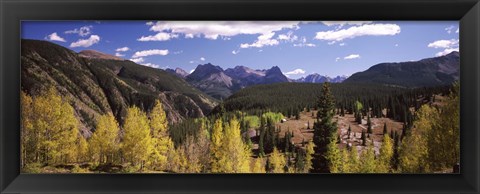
[{"x1": 21, "y1": 39, "x2": 217, "y2": 137}]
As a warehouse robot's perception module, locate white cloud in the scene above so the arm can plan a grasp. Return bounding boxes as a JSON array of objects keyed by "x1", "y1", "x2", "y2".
[
  {"x1": 132, "y1": 49, "x2": 169, "y2": 58},
  {"x1": 321, "y1": 21, "x2": 373, "y2": 27},
  {"x1": 435, "y1": 47, "x2": 459, "y2": 57},
  {"x1": 314, "y1": 23, "x2": 401, "y2": 42},
  {"x1": 65, "y1": 26, "x2": 93, "y2": 37},
  {"x1": 70, "y1": 35, "x2": 100, "y2": 48},
  {"x1": 141, "y1": 63, "x2": 160, "y2": 68},
  {"x1": 428, "y1": 39, "x2": 459, "y2": 57},
  {"x1": 232, "y1": 50, "x2": 239, "y2": 55},
  {"x1": 137, "y1": 32, "x2": 179, "y2": 41},
  {"x1": 200, "y1": 57, "x2": 205, "y2": 61},
  {"x1": 240, "y1": 32, "x2": 279, "y2": 48},
  {"x1": 339, "y1": 43, "x2": 346, "y2": 46},
  {"x1": 129, "y1": 57, "x2": 145, "y2": 63},
  {"x1": 445, "y1": 26, "x2": 455, "y2": 34},
  {"x1": 116, "y1": 47, "x2": 130, "y2": 52},
  {"x1": 293, "y1": 43, "x2": 316, "y2": 47},
  {"x1": 147, "y1": 21, "x2": 301, "y2": 40},
  {"x1": 115, "y1": 53, "x2": 125, "y2": 57},
  {"x1": 189, "y1": 69, "x2": 195, "y2": 73},
  {"x1": 395, "y1": 44, "x2": 399, "y2": 47},
  {"x1": 45, "y1": 32, "x2": 66, "y2": 42},
  {"x1": 173, "y1": 50, "x2": 183, "y2": 54},
  {"x1": 277, "y1": 31, "x2": 298, "y2": 42},
  {"x1": 427, "y1": 39, "x2": 459, "y2": 48},
  {"x1": 258, "y1": 50, "x2": 263, "y2": 52},
  {"x1": 456, "y1": 28, "x2": 459, "y2": 33},
  {"x1": 146, "y1": 21, "x2": 154, "y2": 26},
  {"x1": 335, "y1": 57, "x2": 341, "y2": 62},
  {"x1": 189, "y1": 61, "x2": 194, "y2": 64},
  {"x1": 344, "y1": 54, "x2": 360, "y2": 60},
  {"x1": 284, "y1": 68, "x2": 306, "y2": 75}
]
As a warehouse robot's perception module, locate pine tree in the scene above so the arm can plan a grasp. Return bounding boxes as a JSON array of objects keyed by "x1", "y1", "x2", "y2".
[
  {"x1": 383, "y1": 123, "x2": 388, "y2": 135},
  {"x1": 312, "y1": 82, "x2": 337, "y2": 173},
  {"x1": 361, "y1": 130, "x2": 367, "y2": 146},
  {"x1": 347, "y1": 125, "x2": 352, "y2": 139},
  {"x1": 122, "y1": 106, "x2": 153, "y2": 171},
  {"x1": 367, "y1": 114, "x2": 372, "y2": 134},
  {"x1": 89, "y1": 113, "x2": 120, "y2": 164}
]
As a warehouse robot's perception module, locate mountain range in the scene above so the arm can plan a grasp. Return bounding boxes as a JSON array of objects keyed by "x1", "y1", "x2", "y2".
[
  {"x1": 166, "y1": 64, "x2": 348, "y2": 100},
  {"x1": 21, "y1": 39, "x2": 460, "y2": 135}
]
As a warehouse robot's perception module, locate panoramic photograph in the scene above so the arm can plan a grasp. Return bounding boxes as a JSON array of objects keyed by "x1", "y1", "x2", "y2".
[{"x1": 20, "y1": 21, "x2": 459, "y2": 173}]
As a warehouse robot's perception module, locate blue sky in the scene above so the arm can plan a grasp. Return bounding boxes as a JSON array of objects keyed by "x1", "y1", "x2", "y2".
[{"x1": 22, "y1": 21, "x2": 459, "y2": 78}]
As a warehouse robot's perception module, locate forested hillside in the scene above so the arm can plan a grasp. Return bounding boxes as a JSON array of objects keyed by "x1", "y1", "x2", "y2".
[{"x1": 21, "y1": 39, "x2": 217, "y2": 136}]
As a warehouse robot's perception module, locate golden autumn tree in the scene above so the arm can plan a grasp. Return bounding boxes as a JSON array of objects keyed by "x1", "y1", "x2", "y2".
[
  {"x1": 122, "y1": 106, "x2": 153, "y2": 171},
  {"x1": 89, "y1": 113, "x2": 120, "y2": 164},
  {"x1": 252, "y1": 157, "x2": 266, "y2": 173},
  {"x1": 399, "y1": 104, "x2": 437, "y2": 173},
  {"x1": 149, "y1": 99, "x2": 175, "y2": 171},
  {"x1": 325, "y1": 135, "x2": 342, "y2": 173},
  {"x1": 20, "y1": 91, "x2": 35, "y2": 167},
  {"x1": 33, "y1": 87, "x2": 79, "y2": 165},
  {"x1": 20, "y1": 87, "x2": 81, "y2": 167},
  {"x1": 348, "y1": 146, "x2": 360, "y2": 173},
  {"x1": 76, "y1": 133, "x2": 89, "y2": 163},
  {"x1": 222, "y1": 118, "x2": 251, "y2": 173},
  {"x1": 210, "y1": 119, "x2": 224, "y2": 173},
  {"x1": 268, "y1": 147, "x2": 286, "y2": 173},
  {"x1": 378, "y1": 134, "x2": 394, "y2": 173},
  {"x1": 359, "y1": 144, "x2": 377, "y2": 173},
  {"x1": 304, "y1": 140, "x2": 315, "y2": 173}
]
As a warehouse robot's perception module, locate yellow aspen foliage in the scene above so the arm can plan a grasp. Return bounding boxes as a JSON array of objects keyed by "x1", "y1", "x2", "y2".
[
  {"x1": 122, "y1": 106, "x2": 153, "y2": 170},
  {"x1": 325, "y1": 135, "x2": 342, "y2": 173},
  {"x1": 399, "y1": 104, "x2": 437, "y2": 173},
  {"x1": 252, "y1": 157, "x2": 266, "y2": 173},
  {"x1": 20, "y1": 91, "x2": 35, "y2": 167},
  {"x1": 359, "y1": 144, "x2": 377, "y2": 173},
  {"x1": 150, "y1": 99, "x2": 169, "y2": 138},
  {"x1": 89, "y1": 113, "x2": 120, "y2": 164},
  {"x1": 339, "y1": 148, "x2": 350, "y2": 173},
  {"x1": 378, "y1": 135, "x2": 394, "y2": 173},
  {"x1": 76, "y1": 133, "x2": 89, "y2": 163},
  {"x1": 32, "y1": 87, "x2": 79, "y2": 164},
  {"x1": 268, "y1": 147, "x2": 286, "y2": 173},
  {"x1": 304, "y1": 140, "x2": 315, "y2": 172},
  {"x1": 169, "y1": 148, "x2": 188, "y2": 173},
  {"x1": 428, "y1": 82, "x2": 460, "y2": 170},
  {"x1": 149, "y1": 100, "x2": 174, "y2": 170},
  {"x1": 219, "y1": 118, "x2": 251, "y2": 173},
  {"x1": 348, "y1": 146, "x2": 360, "y2": 173},
  {"x1": 210, "y1": 119, "x2": 224, "y2": 173}
]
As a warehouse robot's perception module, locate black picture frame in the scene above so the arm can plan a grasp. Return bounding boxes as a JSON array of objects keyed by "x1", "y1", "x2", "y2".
[{"x1": 1, "y1": 0, "x2": 479, "y2": 193}]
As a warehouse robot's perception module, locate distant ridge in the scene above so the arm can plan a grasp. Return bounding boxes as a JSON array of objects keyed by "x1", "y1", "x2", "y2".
[
  {"x1": 344, "y1": 51, "x2": 460, "y2": 87},
  {"x1": 79, "y1": 50, "x2": 124, "y2": 61}
]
